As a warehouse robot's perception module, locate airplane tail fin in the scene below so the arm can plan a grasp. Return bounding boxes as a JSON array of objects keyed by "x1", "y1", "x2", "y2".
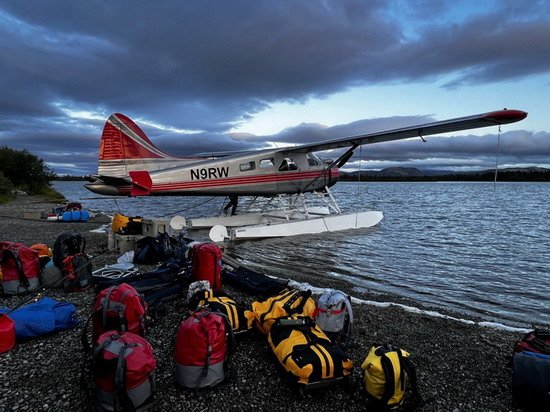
[
  {"x1": 99, "y1": 113, "x2": 173, "y2": 161},
  {"x1": 97, "y1": 113, "x2": 178, "y2": 177}
]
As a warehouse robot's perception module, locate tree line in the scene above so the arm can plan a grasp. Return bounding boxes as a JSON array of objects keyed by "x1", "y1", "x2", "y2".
[{"x1": 0, "y1": 146, "x2": 63, "y2": 202}]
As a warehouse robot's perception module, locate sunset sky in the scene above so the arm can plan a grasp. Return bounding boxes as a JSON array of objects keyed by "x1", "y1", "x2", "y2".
[{"x1": 1, "y1": 1, "x2": 549, "y2": 175}]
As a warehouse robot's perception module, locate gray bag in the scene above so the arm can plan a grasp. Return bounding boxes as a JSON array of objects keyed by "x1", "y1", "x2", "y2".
[
  {"x1": 315, "y1": 290, "x2": 353, "y2": 339},
  {"x1": 40, "y1": 261, "x2": 64, "y2": 288}
]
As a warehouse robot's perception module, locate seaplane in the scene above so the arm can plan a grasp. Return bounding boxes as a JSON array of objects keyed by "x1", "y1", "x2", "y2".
[{"x1": 85, "y1": 109, "x2": 527, "y2": 241}]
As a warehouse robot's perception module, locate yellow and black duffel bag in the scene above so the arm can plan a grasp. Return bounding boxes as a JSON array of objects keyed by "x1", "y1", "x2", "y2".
[
  {"x1": 268, "y1": 316, "x2": 353, "y2": 389},
  {"x1": 111, "y1": 213, "x2": 142, "y2": 235},
  {"x1": 245, "y1": 289, "x2": 317, "y2": 335},
  {"x1": 361, "y1": 344, "x2": 421, "y2": 409},
  {"x1": 188, "y1": 289, "x2": 248, "y2": 333}
]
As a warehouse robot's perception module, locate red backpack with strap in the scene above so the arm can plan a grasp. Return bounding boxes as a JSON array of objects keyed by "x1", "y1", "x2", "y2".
[
  {"x1": 91, "y1": 283, "x2": 147, "y2": 346},
  {"x1": 91, "y1": 331, "x2": 157, "y2": 411},
  {"x1": 190, "y1": 243, "x2": 222, "y2": 291},
  {"x1": 174, "y1": 310, "x2": 233, "y2": 389},
  {"x1": 0, "y1": 242, "x2": 40, "y2": 295}
]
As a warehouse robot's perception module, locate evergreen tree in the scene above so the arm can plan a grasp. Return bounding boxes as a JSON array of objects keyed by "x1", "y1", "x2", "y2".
[{"x1": 0, "y1": 146, "x2": 55, "y2": 194}]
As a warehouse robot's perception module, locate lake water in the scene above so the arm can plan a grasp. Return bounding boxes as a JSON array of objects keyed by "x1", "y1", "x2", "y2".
[{"x1": 54, "y1": 180, "x2": 550, "y2": 329}]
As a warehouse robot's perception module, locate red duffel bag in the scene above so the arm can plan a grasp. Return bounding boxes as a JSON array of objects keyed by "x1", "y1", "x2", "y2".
[
  {"x1": 190, "y1": 243, "x2": 222, "y2": 291},
  {"x1": 92, "y1": 331, "x2": 157, "y2": 411},
  {"x1": 174, "y1": 310, "x2": 233, "y2": 389}
]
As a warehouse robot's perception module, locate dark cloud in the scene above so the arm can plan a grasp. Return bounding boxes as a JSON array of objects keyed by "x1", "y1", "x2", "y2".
[{"x1": 0, "y1": 1, "x2": 548, "y2": 174}]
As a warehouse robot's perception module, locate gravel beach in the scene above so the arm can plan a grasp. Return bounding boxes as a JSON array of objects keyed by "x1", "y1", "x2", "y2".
[{"x1": 0, "y1": 195, "x2": 529, "y2": 411}]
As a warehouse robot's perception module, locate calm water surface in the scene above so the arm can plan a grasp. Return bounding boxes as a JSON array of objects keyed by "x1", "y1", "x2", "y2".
[{"x1": 54, "y1": 181, "x2": 550, "y2": 328}]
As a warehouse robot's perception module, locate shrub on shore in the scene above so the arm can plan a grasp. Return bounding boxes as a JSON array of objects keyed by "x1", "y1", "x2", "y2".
[
  {"x1": 0, "y1": 146, "x2": 65, "y2": 203},
  {"x1": 0, "y1": 171, "x2": 14, "y2": 203}
]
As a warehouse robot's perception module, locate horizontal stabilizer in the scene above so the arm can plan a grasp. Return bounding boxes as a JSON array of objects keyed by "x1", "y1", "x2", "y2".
[{"x1": 129, "y1": 171, "x2": 152, "y2": 196}]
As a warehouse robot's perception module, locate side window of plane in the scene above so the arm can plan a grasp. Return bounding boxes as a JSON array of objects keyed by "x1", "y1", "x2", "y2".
[
  {"x1": 260, "y1": 158, "x2": 274, "y2": 168},
  {"x1": 278, "y1": 158, "x2": 298, "y2": 171},
  {"x1": 239, "y1": 161, "x2": 255, "y2": 172}
]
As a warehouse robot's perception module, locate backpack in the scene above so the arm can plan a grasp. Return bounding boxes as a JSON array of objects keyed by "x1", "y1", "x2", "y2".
[
  {"x1": 0, "y1": 242, "x2": 41, "y2": 295},
  {"x1": 174, "y1": 310, "x2": 234, "y2": 389},
  {"x1": 512, "y1": 329, "x2": 550, "y2": 408},
  {"x1": 314, "y1": 290, "x2": 353, "y2": 345},
  {"x1": 87, "y1": 283, "x2": 148, "y2": 348},
  {"x1": 40, "y1": 260, "x2": 64, "y2": 288},
  {"x1": 190, "y1": 243, "x2": 222, "y2": 291},
  {"x1": 133, "y1": 233, "x2": 186, "y2": 265},
  {"x1": 245, "y1": 289, "x2": 317, "y2": 335},
  {"x1": 268, "y1": 316, "x2": 353, "y2": 390},
  {"x1": 361, "y1": 344, "x2": 420, "y2": 410},
  {"x1": 62, "y1": 253, "x2": 92, "y2": 291},
  {"x1": 53, "y1": 232, "x2": 86, "y2": 269},
  {"x1": 85, "y1": 331, "x2": 157, "y2": 412},
  {"x1": 188, "y1": 288, "x2": 248, "y2": 333}
]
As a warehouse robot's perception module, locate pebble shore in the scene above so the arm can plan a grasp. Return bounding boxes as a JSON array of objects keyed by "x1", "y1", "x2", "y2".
[{"x1": 0, "y1": 195, "x2": 529, "y2": 411}]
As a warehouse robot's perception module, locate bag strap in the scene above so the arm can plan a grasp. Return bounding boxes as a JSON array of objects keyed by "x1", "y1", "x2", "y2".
[
  {"x1": 258, "y1": 289, "x2": 295, "y2": 324},
  {"x1": 80, "y1": 333, "x2": 119, "y2": 406},
  {"x1": 1, "y1": 249, "x2": 30, "y2": 290},
  {"x1": 283, "y1": 289, "x2": 312, "y2": 315},
  {"x1": 114, "y1": 341, "x2": 138, "y2": 412},
  {"x1": 192, "y1": 311, "x2": 234, "y2": 389},
  {"x1": 402, "y1": 355, "x2": 423, "y2": 407},
  {"x1": 378, "y1": 349, "x2": 396, "y2": 406},
  {"x1": 342, "y1": 294, "x2": 353, "y2": 342}
]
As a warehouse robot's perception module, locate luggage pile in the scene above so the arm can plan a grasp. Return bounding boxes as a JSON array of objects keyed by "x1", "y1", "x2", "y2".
[
  {"x1": 2, "y1": 222, "x2": 426, "y2": 409},
  {"x1": 0, "y1": 231, "x2": 96, "y2": 354},
  {"x1": 0, "y1": 232, "x2": 92, "y2": 295}
]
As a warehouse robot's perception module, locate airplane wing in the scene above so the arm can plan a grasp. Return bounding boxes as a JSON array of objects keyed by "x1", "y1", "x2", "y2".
[{"x1": 275, "y1": 109, "x2": 527, "y2": 155}]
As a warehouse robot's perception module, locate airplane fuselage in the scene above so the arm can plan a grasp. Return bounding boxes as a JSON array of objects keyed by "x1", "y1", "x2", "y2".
[{"x1": 85, "y1": 150, "x2": 339, "y2": 196}]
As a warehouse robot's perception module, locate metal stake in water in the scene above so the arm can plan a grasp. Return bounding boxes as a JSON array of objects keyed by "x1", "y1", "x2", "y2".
[{"x1": 494, "y1": 125, "x2": 502, "y2": 193}]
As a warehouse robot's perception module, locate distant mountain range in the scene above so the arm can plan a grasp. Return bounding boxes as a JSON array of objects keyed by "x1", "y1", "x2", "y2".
[{"x1": 340, "y1": 167, "x2": 550, "y2": 181}]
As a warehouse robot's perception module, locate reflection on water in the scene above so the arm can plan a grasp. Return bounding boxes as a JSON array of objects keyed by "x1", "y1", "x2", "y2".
[{"x1": 55, "y1": 181, "x2": 550, "y2": 328}]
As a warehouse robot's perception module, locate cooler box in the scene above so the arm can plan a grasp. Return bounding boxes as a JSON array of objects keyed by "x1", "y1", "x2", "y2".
[
  {"x1": 114, "y1": 234, "x2": 144, "y2": 254},
  {"x1": 142, "y1": 219, "x2": 169, "y2": 237}
]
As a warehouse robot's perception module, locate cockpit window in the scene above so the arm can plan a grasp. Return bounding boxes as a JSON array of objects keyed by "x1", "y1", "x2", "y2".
[
  {"x1": 306, "y1": 153, "x2": 321, "y2": 166},
  {"x1": 278, "y1": 157, "x2": 298, "y2": 171}
]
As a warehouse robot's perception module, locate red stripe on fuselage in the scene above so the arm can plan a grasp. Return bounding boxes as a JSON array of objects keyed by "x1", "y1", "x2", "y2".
[
  {"x1": 152, "y1": 170, "x2": 328, "y2": 191},
  {"x1": 112, "y1": 169, "x2": 340, "y2": 195}
]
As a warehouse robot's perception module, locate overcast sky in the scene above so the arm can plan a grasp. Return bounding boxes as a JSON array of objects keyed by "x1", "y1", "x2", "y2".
[{"x1": 1, "y1": 1, "x2": 549, "y2": 175}]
